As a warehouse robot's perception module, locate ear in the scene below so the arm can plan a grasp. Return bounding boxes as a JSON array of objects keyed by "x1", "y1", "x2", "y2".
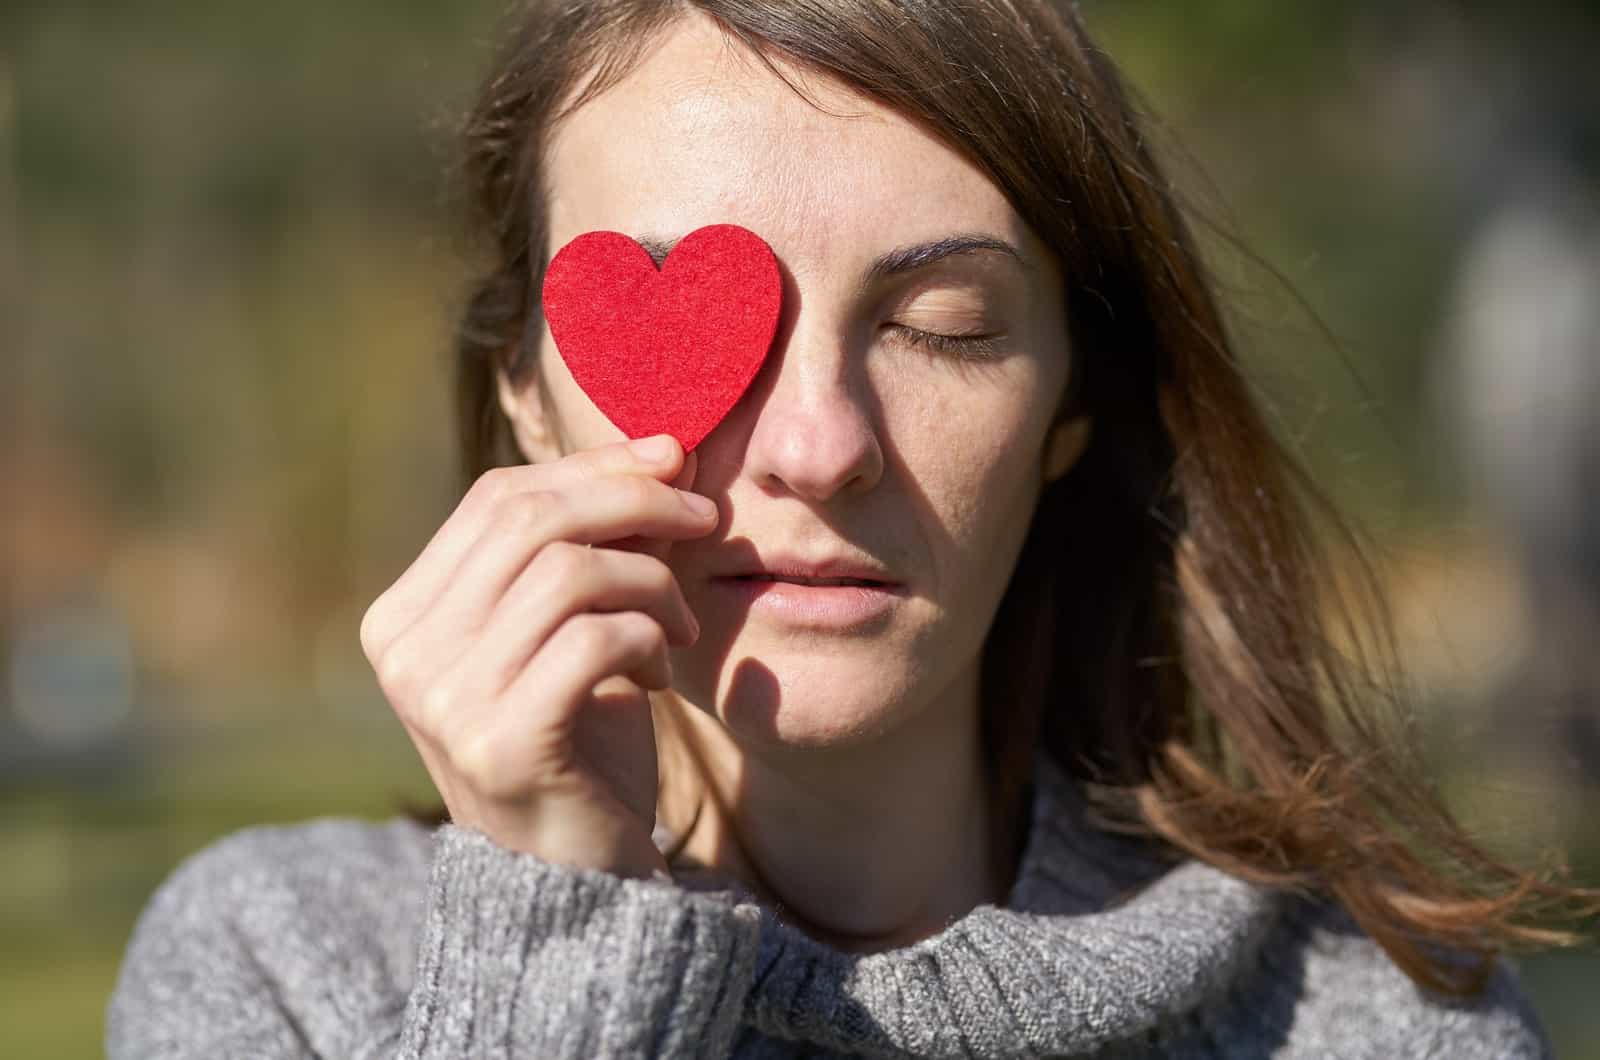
[
  {"x1": 1041, "y1": 416, "x2": 1093, "y2": 485},
  {"x1": 495, "y1": 366, "x2": 564, "y2": 464}
]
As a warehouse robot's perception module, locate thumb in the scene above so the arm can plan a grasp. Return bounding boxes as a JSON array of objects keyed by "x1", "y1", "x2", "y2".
[
  {"x1": 614, "y1": 447, "x2": 703, "y2": 562},
  {"x1": 666, "y1": 449, "x2": 699, "y2": 494},
  {"x1": 638, "y1": 448, "x2": 701, "y2": 561}
]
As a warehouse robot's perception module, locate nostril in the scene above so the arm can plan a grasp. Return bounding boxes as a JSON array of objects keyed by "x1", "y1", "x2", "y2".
[{"x1": 741, "y1": 390, "x2": 886, "y2": 502}]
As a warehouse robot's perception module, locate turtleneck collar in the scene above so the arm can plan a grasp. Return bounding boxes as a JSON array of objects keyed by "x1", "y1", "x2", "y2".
[{"x1": 731, "y1": 752, "x2": 1284, "y2": 1057}]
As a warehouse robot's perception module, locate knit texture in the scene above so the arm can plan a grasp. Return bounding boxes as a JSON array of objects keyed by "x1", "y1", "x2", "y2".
[{"x1": 107, "y1": 754, "x2": 1551, "y2": 1058}]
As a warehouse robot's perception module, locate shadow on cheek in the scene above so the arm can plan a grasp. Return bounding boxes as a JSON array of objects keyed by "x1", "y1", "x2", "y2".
[
  {"x1": 719, "y1": 656, "x2": 783, "y2": 740},
  {"x1": 667, "y1": 586, "x2": 776, "y2": 733}
]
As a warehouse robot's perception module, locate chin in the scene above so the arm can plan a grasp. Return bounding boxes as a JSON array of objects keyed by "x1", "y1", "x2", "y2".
[{"x1": 670, "y1": 643, "x2": 924, "y2": 752}]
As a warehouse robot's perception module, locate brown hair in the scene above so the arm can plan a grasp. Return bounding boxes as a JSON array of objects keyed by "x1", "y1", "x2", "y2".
[{"x1": 444, "y1": 0, "x2": 1598, "y2": 994}]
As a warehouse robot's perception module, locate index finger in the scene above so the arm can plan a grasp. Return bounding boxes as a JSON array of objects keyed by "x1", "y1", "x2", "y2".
[
  {"x1": 477, "y1": 435, "x2": 686, "y2": 502},
  {"x1": 367, "y1": 436, "x2": 685, "y2": 647}
]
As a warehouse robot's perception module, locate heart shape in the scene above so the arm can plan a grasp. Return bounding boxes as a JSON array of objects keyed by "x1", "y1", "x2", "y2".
[{"x1": 541, "y1": 223, "x2": 782, "y2": 452}]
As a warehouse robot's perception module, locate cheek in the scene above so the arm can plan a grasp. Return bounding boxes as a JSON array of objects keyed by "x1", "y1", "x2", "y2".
[{"x1": 879, "y1": 361, "x2": 1055, "y2": 564}]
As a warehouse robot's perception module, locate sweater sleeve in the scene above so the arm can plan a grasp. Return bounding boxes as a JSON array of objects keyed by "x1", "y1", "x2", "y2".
[
  {"x1": 106, "y1": 820, "x2": 765, "y2": 1060},
  {"x1": 1273, "y1": 900, "x2": 1556, "y2": 1060},
  {"x1": 399, "y1": 824, "x2": 764, "y2": 1059}
]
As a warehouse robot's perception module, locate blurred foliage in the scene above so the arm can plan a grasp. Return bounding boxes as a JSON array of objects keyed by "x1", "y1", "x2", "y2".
[{"x1": 3, "y1": 2, "x2": 1597, "y2": 1057}]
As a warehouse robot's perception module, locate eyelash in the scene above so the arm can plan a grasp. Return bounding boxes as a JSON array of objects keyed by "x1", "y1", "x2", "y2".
[{"x1": 885, "y1": 324, "x2": 1004, "y2": 360}]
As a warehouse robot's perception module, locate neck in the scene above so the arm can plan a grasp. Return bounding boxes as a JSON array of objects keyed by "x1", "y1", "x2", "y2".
[{"x1": 655, "y1": 668, "x2": 1006, "y2": 952}]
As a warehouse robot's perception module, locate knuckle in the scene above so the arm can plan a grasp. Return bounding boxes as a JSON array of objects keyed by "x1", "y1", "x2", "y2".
[
  {"x1": 415, "y1": 677, "x2": 459, "y2": 732},
  {"x1": 495, "y1": 490, "x2": 553, "y2": 531},
  {"x1": 452, "y1": 730, "x2": 524, "y2": 799},
  {"x1": 566, "y1": 447, "x2": 616, "y2": 480},
  {"x1": 372, "y1": 639, "x2": 416, "y2": 694},
  {"x1": 618, "y1": 610, "x2": 665, "y2": 654},
  {"x1": 611, "y1": 473, "x2": 657, "y2": 511},
  {"x1": 563, "y1": 612, "x2": 612, "y2": 660},
  {"x1": 471, "y1": 465, "x2": 515, "y2": 502},
  {"x1": 641, "y1": 618, "x2": 668, "y2": 654},
  {"x1": 641, "y1": 558, "x2": 675, "y2": 596},
  {"x1": 358, "y1": 598, "x2": 388, "y2": 659},
  {"x1": 558, "y1": 611, "x2": 663, "y2": 670},
  {"x1": 536, "y1": 539, "x2": 590, "y2": 589}
]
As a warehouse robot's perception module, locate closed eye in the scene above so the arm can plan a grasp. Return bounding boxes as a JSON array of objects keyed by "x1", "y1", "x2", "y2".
[{"x1": 884, "y1": 323, "x2": 1005, "y2": 360}]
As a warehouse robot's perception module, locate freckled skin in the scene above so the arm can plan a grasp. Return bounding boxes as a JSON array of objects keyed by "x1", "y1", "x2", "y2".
[{"x1": 522, "y1": 15, "x2": 1070, "y2": 754}]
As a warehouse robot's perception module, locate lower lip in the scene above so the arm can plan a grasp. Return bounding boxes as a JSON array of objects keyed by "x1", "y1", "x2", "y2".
[{"x1": 709, "y1": 577, "x2": 906, "y2": 629}]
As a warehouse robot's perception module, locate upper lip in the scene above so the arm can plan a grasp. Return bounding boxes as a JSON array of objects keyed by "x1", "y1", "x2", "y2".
[{"x1": 714, "y1": 554, "x2": 900, "y2": 586}]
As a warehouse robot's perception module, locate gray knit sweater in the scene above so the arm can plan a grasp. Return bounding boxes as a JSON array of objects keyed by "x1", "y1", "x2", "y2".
[{"x1": 107, "y1": 753, "x2": 1549, "y2": 1058}]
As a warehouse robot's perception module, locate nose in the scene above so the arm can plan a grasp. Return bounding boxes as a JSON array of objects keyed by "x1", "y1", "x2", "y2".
[{"x1": 739, "y1": 325, "x2": 885, "y2": 502}]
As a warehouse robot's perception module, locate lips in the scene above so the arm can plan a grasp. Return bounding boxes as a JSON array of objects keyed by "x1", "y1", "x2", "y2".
[
  {"x1": 734, "y1": 574, "x2": 887, "y2": 587},
  {"x1": 714, "y1": 557, "x2": 899, "y2": 588},
  {"x1": 708, "y1": 558, "x2": 906, "y2": 628}
]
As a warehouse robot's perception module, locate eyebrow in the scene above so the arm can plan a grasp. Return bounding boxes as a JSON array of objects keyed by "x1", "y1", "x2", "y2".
[
  {"x1": 863, "y1": 234, "x2": 1028, "y2": 285},
  {"x1": 632, "y1": 232, "x2": 1029, "y2": 281}
]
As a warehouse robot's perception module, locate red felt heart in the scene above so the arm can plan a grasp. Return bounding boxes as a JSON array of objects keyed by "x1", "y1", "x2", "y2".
[{"x1": 541, "y1": 224, "x2": 782, "y2": 453}]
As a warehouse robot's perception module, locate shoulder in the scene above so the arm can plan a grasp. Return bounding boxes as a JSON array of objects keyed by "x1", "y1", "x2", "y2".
[
  {"x1": 150, "y1": 814, "x2": 434, "y2": 893},
  {"x1": 126, "y1": 815, "x2": 436, "y2": 946},
  {"x1": 1270, "y1": 898, "x2": 1552, "y2": 1060},
  {"x1": 108, "y1": 816, "x2": 436, "y2": 1058}
]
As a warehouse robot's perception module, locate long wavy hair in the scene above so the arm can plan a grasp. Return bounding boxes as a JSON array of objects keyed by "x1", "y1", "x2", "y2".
[{"x1": 439, "y1": 0, "x2": 1597, "y2": 995}]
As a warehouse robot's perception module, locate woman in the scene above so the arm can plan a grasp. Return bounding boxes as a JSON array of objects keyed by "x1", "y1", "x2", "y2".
[{"x1": 108, "y1": 1, "x2": 1595, "y2": 1056}]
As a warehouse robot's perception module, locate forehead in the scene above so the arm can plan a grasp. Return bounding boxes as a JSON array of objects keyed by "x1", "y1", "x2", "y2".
[{"x1": 543, "y1": 13, "x2": 1032, "y2": 278}]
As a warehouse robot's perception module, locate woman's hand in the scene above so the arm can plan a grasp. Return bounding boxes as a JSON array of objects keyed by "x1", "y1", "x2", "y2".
[{"x1": 359, "y1": 435, "x2": 715, "y2": 879}]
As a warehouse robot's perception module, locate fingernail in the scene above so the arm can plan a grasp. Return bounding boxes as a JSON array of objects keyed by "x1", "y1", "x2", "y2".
[
  {"x1": 678, "y1": 490, "x2": 717, "y2": 519},
  {"x1": 631, "y1": 435, "x2": 676, "y2": 464}
]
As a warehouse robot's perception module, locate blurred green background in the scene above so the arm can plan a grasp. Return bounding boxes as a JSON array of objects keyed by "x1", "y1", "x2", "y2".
[{"x1": 3, "y1": 2, "x2": 1597, "y2": 1056}]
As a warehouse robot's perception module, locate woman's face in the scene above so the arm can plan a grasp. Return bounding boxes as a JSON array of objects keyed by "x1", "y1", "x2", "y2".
[{"x1": 520, "y1": 13, "x2": 1071, "y2": 752}]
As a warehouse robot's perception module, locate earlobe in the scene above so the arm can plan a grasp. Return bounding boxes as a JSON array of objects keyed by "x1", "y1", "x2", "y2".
[
  {"x1": 495, "y1": 366, "x2": 563, "y2": 464},
  {"x1": 1042, "y1": 416, "x2": 1092, "y2": 484}
]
